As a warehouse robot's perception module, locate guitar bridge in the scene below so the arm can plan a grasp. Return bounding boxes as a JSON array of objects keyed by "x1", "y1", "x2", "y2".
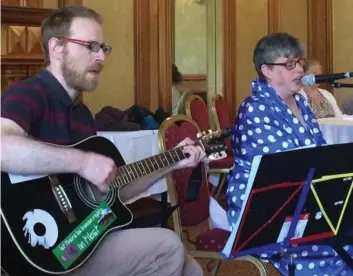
[{"x1": 49, "y1": 175, "x2": 77, "y2": 223}]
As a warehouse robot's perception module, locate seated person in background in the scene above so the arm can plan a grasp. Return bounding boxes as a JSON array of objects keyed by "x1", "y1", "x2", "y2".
[
  {"x1": 226, "y1": 32, "x2": 352, "y2": 275},
  {"x1": 172, "y1": 63, "x2": 192, "y2": 115},
  {"x1": 1, "y1": 6, "x2": 205, "y2": 276},
  {"x1": 341, "y1": 95, "x2": 353, "y2": 115},
  {"x1": 299, "y1": 59, "x2": 343, "y2": 118}
]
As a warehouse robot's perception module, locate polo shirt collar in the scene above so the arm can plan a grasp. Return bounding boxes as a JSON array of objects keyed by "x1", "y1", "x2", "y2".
[{"x1": 39, "y1": 69, "x2": 77, "y2": 107}]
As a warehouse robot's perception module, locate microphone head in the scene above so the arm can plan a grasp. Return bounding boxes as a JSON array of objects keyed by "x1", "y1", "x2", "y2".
[{"x1": 301, "y1": 74, "x2": 316, "y2": 86}]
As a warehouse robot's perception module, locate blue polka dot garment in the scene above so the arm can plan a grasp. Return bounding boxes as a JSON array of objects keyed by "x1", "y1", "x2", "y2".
[{"x1": 226, "y1": 79, "x2": 353, "y2": 276}]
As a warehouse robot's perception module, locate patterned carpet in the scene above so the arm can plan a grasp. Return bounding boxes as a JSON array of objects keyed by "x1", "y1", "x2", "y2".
[
  {"x1": 182, "y1": 220, "x2": 280, "y2": 276},
  {"x1": 130, "y1": 198, "x2": 281, "y2": 276}
]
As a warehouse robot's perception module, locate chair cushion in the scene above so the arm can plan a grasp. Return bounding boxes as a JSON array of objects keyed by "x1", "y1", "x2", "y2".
[
  {"x1": 208, "y1": 156, "x2": 234, "y2": 169},
  {"x1": 195, "y1": 228, "x2": 231, "y2": 252},
  {"x1": 190, "y1": 97, "x2": 211, "y2": 131},
  {"x1": 164, "y1": 121, "x2": 210, "y2": 226}
]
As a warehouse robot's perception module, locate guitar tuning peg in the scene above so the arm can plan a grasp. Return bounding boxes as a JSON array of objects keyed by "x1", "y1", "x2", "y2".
[
  {"x1": 197, "y1": 132, "x2": 202, "y2": 138},
  {"x1": 208, "y1": 129, "x2": 212, "y2": 134}
]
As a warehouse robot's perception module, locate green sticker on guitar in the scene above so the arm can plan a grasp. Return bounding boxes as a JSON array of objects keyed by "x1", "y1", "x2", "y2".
[{"x1": 52, "y1": 201, "x2": 116, "y2": 269}]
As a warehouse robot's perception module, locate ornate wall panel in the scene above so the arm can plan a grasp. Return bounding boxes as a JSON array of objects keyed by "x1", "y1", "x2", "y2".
[{"x1": 1, "y1": 6, "x2": 51, "y2": 92}]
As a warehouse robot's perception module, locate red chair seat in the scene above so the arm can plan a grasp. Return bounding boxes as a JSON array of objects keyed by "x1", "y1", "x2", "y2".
[
  {"x1": 195, "y1": 228, "x2": 231, "y2": 252},
  {"x1": 209, "y1": 156, "x2": 234, "y2": 169}
]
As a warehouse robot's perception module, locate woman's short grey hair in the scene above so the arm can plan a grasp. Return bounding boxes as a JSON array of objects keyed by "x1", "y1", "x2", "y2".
[{"x1": 253, "y1": 32, "x2": 305, "y2": 81}]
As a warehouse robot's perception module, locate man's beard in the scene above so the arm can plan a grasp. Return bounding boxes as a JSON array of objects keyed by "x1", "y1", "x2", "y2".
[{"x1": 61, "y1": 52, "x2": 103, "y2": 92}]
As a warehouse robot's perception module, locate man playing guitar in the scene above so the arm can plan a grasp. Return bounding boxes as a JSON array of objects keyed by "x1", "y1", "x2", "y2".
[{"x1": 1, "y1": 6, "x2": 205, "y2": 276}]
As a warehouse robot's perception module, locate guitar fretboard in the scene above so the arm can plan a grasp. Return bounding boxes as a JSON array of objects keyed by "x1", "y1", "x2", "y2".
[{"x1": 111, "y1": 146, "x2": 187, "y2": 189}]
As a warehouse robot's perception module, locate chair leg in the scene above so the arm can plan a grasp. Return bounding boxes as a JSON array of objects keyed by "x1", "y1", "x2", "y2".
[
  {"x1": 210, "y1": 182, "x2": 218, "y2": 197},
  {"x1": 214, "y1": 174, "x2": 226, "y2": 200},
  {"x1": 210, "y1": 259, "x2": 221, "y2": 276}
]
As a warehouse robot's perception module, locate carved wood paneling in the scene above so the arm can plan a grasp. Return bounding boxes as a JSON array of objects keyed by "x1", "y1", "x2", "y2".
[
  {"x1": 1, "y1": 6, "x2": 50, "y2": 92},
  {"x1": 268, "y1": 0, "x2": 281, "y2": 34},
  {"x1": 223, "y1": 0, "x2": 237, "y2": 118},
  {"x1": 134, "y1": 0, "x2": 174, "y2": 113},
  {"x1": 1, "y1": 64, "x2": 44, "y2": 92},
  {"x1": 1, "y1": 6, "x2": 51, "y2": 25}
]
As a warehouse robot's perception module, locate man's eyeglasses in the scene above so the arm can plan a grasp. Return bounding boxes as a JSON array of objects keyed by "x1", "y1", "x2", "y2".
[
  {"x1": 57, "y1": 36, "x2": 112, "y2": 55},
  {"x1": 264, "y1": 57, "x2": 306, "y2": 70}
]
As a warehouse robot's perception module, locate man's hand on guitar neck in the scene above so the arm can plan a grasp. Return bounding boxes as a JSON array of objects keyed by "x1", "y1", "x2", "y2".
[{"x1": 174, "y1": 137, "x2": 206, "y2": 170}]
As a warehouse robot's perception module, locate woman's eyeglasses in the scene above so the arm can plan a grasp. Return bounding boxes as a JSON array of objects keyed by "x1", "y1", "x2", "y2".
[
  {"x1": 264, "y1": 57, "x2": 307, "y2": 70},
  {"x1": 57, "y1": 36, "x2": 112, "y2": 55}
]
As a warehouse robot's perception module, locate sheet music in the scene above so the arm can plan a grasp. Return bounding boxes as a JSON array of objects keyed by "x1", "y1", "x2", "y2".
[{"x1": 8, "y1": 173, "x2": 47, "y2": 184}]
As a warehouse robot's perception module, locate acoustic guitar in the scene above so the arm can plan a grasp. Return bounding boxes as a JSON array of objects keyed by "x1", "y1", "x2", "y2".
[{"x1": 1, "y1": 129, "x2": 230, "y2": 275}]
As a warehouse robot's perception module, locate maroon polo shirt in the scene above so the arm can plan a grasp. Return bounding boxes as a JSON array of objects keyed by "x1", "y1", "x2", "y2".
[{"x1": 1, "y1": 69, "x2": 96, "y2": 145}]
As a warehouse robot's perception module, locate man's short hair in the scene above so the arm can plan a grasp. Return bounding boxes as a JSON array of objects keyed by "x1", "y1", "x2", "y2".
[{"x1": 41, "y1": 6, "x2": 102, "y2": 63}]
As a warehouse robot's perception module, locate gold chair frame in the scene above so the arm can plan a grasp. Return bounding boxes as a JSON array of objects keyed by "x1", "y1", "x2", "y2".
[{"x1": 158, "y1": 115, "x2": 268, "y2": 276}]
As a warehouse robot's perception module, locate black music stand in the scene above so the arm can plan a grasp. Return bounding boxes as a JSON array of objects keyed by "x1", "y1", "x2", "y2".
[{"x1": 221, "y1": 143, "x2": 353, "y2": 274}]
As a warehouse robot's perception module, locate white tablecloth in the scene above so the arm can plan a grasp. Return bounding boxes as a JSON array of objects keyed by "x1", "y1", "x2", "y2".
[
  {"x1": 97, "y1": 130, "x2": 168, "y2": 204},
  {"x1": 317, "y1": 116, "x2": 353, "y2": 145}
]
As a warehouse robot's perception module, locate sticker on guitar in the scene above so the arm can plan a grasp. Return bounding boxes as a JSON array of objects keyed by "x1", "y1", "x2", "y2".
[
  {"x1": 8, "y1": 173, "x2": 47, "y2": 184},
  {"x1": 23, "y1": 209, "x2": 59, "y2": 249},
  {"x1": 52, "y1": 201, "x2": 116, "y2": 269}
]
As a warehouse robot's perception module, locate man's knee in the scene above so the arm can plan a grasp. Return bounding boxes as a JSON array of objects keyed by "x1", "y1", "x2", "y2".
[
  {"x1": 157, "y1": 229, "x2": 203, "y2": 275},
  {"x1": 158, "y1": 228, "x2": 185, "y2": 260}
]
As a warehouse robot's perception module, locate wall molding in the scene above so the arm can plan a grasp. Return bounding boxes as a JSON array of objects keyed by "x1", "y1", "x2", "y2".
[
  {"x1": 181, "y1": 74, "x2": 207, "y2": 94},
  {"x1": 268, "y1": 0, "x2": 281, "y2": 34},
  {"x1": 307, "y1": 0, "x2": 333, "y2": 90},
  {"x1": 222, "y1": 0, "x2": 237, "y2": 118},
  {"x1": 133, "y1": 0, "x2": 173, "y2": 113},
  {"x1": 307, "y1": 0, "x2": 333, "y2": 73},
  {"x1": 1, "y1": 6, "x2": 51, "y2": 24}
]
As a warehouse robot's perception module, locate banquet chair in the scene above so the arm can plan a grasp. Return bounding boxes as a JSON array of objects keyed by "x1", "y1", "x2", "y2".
[
  {"x1": 210, "y1": 93, "x2": 235, "y2": 198},
  {"x1": 185, "y1": 95, "x2": 233, "y2": 199},
  {"x1": 158, "y1": 115, "x2": 268, "y2": 276}
]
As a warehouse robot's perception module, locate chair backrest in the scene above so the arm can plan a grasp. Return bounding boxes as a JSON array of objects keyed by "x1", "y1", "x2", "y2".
[
  {"x1": 185, "y1": 95, "x2": 211, "y2": 132},
  {"x1": 212, "y1": 94, "x2": 233, "y2": 154},
  {"x1": 158, "y1": 115, "x2": 210, "y2": 238}
]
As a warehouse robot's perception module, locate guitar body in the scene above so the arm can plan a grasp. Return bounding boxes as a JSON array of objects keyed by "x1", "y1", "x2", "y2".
[{"x1": 1, "y1": 136, "x2": 133, "y2": 275}]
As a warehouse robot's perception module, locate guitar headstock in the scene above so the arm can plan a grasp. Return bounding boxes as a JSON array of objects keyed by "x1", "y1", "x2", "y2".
[{"x1": 196, "y1": 128, "x2": 231, "y2": 160}]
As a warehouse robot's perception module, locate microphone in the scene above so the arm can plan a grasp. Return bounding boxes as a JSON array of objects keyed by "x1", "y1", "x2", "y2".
[{"x1": 301, "y1": 72, "x2": 353, "y2": 86}]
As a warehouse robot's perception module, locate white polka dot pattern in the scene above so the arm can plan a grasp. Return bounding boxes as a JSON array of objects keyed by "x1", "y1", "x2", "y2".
[{"x1": 225, "y1": 80, "x2": 345, "y2": 276}]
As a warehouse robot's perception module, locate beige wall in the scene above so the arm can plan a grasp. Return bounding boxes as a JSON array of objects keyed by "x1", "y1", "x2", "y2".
[
  {"x1": 332, "y1": 0, "x2": 353, "y2": 106},
  {"x1": 82, "y1": 0, "x2": 134, "y2": 114},
  {"x1": 235, "y1": 0, "x2": 268, "y2": 105},
  {"x1": 231, "y1": 0, "x2": 308, "y2": 108},
  {"x1": 174, "y1": 0, "x2": 207, "y2": 74},
  {"x1": 279, "y1": 0, "x2": 308, "y2": 51}
]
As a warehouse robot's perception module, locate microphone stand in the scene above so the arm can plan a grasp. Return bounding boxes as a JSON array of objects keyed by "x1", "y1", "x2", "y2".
[{"x1": 332, "y1": 82, "x2": 353, "y2": 88}]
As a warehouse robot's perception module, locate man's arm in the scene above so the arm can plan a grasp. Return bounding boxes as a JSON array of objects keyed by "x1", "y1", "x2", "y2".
[
  {"x1": 1, "y1": 118, "x2": 118, "y2": 189},
  {"x1": 1, "y1": 118, "x2": 86, "y2": 174},
  {"x1": 119, "y1": 166, "x2": 176, "y2": 203}
]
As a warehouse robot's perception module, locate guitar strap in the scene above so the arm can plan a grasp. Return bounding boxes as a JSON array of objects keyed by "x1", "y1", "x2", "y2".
[{"x1": 122, "y1": 164, "x2": 203, "y2": 230}]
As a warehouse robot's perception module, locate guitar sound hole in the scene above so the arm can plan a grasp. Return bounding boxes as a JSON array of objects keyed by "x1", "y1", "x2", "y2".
[
  {"x1": 81, "y1": 180, "x2": 108, "y2": 202},
  {"x1": 33, "y1": 223, "x2": 46, "y2": 237}
]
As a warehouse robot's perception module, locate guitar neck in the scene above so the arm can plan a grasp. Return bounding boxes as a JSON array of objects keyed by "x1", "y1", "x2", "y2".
[{"x1": 111, "y1": 144, "x2": 193, "y2": 189}]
